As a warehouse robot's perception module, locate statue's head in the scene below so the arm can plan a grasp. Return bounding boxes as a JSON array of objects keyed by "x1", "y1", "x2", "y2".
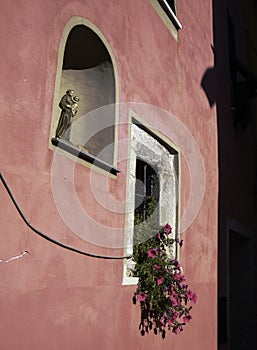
[{"x1": 66, "y1": 89, "x2": 74, "y2": 96}]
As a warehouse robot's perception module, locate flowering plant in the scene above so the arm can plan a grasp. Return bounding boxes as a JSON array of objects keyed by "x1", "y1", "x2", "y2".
[{"x1": 132, "y1": 224, "x2": 197, "y2": 338}]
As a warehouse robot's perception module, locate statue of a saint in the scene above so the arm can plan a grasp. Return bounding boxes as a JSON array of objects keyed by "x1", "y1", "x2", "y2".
[{"x1": 55, "y1": 89, "x2": 79, "y2": 141}]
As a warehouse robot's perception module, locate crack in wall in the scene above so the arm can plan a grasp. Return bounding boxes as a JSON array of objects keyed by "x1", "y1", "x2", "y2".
[{"x1": 0, "y1": 251, "x2": 29, "y2": 263}]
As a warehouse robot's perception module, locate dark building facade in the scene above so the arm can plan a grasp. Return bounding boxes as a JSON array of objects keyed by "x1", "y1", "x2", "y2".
[{"x1": 210, "y1": 0, "x2": 257, "y2": 349}]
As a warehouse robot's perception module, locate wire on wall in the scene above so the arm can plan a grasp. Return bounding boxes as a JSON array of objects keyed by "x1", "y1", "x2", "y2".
[{"x1": 0, "y1": 172, "x2": 131, "y2": 260}]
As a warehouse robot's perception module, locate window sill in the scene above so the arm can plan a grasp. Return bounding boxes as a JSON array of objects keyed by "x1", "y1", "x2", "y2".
[
  {"x1": 51, "y1": 137, "x2": 120, "y2": 176},
  {"x1": 150, "y1": 0, "x2": 182, "y2": 40}
]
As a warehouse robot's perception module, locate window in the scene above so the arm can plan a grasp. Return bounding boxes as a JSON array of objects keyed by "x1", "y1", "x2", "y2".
[
  {"x1": 134, "y1": 159, "x2": 159, "y2": 225},
  {"x1": 227, "y1": 10, "x2": 257, "y2": 130},
  {"x1": 159, "y1": 0, "x2": 176, "y2": 16},
  {"x1": 50, "y1": 19, "x2": 119, "y2": 175},
  {"x1": 150, "y1": 0, "x2": 182, "y2": 40},
  {"x1": 123, "y1": 120, "x2": 179, "y2": 284}
]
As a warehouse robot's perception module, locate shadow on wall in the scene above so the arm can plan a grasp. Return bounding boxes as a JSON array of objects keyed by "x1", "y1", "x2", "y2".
[{"x1": 200, "y1": 1, "x2": 257, "y2": 349}]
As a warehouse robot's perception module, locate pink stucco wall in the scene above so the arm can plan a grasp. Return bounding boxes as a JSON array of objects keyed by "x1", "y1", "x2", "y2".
[{"x1": 0, "y1": 1, "x2": 217, "y2": 349}]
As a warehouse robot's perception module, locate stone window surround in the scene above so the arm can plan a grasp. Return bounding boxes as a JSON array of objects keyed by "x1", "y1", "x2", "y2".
[{"x1": 123, "y1": 116, "x2": 179, "y2": 285}]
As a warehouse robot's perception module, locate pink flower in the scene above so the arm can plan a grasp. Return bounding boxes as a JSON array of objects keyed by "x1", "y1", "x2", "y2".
[
  {"x1": 170, "y1": 295, "x2": 180, "y2": 306},
  {"x1": 173, "y1": 326, "x2": 183, "y2": 335},
  {"x1": 154, "y1": 264, "x2": 161, "y2": 270},
  {"x1": 148, "y1": 248, "x2": 158, "y2": 258},
  {"x1": 170, "y1": 288, "x2": 177, "y2": 297},
  {"x1": 157, "y1": 232, "x2": 161, "y2": 240},
  {"x1": 156, "y1": 318, "x2": 165, "y2": 328},
  {"x1": 186, "y1": 290, "x2": 197, "y2": 303},
  {"x1": 183, "y1": 314, "x2": 192, "y2": 323},
  {"x1": 167, "y1": 319, "x2": 174, "y2": 326},
  {"x1": 164, "y1": 223, "x2": 171, "y2": 236},
  {"x1": 173, "y1": 273, "x2": 180, "y2": 281},
  {"x1": 191, "y1": 293, "x2": 197, "y2": 303},
  {"x1": 157, "y1": 276, "x2": 164, "y2": 285},
  {"x1": 170, "y1": 289, "x2": 180, "y2": 306},
  {"x1": 174, "y1": 273, "x2": 186, "y2": 283},
  {"x1": 137, "y1": 292, "x2": 147, "y2": 302},
  {"x1": 171, "y1": 311, "x2": 179, "y2": 321},
  {"x1": 168, "y1": 310, "x2": 179, "y2": 325}
]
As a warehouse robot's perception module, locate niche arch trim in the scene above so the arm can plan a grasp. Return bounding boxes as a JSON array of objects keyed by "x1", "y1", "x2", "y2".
[{"x1": 49, "y1": 17, "x2": 120, "y2": 172}]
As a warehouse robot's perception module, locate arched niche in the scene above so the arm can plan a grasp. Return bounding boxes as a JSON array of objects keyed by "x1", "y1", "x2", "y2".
[{"x1": 50, "y1": 18, "x2": 118, "y2": 169}]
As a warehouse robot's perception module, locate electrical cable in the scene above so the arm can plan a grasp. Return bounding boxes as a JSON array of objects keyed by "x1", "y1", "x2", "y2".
[{"x1": 0, "y1": 172, "x2": 131, "y2": 260}]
